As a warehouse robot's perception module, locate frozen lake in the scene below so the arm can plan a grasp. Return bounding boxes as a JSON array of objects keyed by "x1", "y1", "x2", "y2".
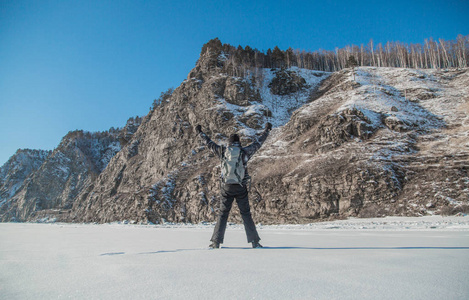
[{"x1": 1, "y1": 216, "x2": 469, "y2": 299}]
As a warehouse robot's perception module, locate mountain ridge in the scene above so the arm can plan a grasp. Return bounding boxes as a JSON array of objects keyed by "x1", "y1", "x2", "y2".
[
  {"x1": 1, "y1": 40, "x2": 468, "y2": 223},
  {"x1": 0, "y1": 118, "x2": 142, "y2": 222}
]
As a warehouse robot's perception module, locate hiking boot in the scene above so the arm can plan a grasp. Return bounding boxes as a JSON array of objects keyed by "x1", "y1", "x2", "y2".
[
  {"x1": 209, "y1": 241, "x2": 220, "y2": 249},
  {"x1": 252, "y1": 241, "x2": 263, "y2": 248}
]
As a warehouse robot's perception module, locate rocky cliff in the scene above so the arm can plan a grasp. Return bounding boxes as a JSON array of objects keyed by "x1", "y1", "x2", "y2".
[
  {"x1": 1, "y1": 41, "x2": 468, "y2": 224},
  {"x1": 0, "y1": 149, "x2": 51, "y2": 208},
  {"x1": 0, "y1": 116, "x2": 142, "y2": 222}
]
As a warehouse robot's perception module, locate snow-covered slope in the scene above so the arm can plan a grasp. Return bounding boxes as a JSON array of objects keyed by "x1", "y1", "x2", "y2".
[
  {"x1": 207, "y1": 67, "x2": 330, "y2": 136},
  {"x1": 258, "y1": 67, "x2": 330, "y2": 127},
  {"x1": 250, "y1": 67, "x2": 468, "y2": 221}
]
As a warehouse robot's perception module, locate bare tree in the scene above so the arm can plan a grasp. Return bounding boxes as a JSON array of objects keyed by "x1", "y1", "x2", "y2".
[
  {"x1": 439, "y1": 38, "x2": 450, "y2": 68},
  {"x1": 456, "y1": 34, "x2": 468, "y2": 68},
  {"x1": 215, "y1": 35, "x2": 468, "y2": 77}
]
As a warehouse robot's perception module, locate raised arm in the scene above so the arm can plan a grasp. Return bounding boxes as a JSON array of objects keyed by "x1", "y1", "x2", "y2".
[
  {"x1": 195, "y1": 125, "x2": 224, "y2": 159},
  {"x1": 243, "y1": 122, "x2": 272, "y2": 160}
]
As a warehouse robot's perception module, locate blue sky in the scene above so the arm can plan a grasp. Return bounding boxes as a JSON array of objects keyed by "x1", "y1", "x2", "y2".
[{"x1": 1, "y1": 0, "x2": 468, "y2": 166}]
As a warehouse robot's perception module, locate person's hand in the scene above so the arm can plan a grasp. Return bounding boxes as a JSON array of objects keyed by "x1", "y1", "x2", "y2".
[
  {"x1": 195, "y1": 124, "x2": 202, "y2": 134},
  {"x1": 265, "y1": 122, "x2": 272, "y2": 131}
]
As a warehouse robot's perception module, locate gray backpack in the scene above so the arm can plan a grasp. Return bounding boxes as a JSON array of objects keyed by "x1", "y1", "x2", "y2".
[{"x1": 221, "y1": 146, "x2": 245, "y2": 184}]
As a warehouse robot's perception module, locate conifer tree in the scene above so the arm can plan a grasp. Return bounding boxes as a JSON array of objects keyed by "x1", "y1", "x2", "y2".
[{"x1": 272, "y1": 46, "x2": 285, "y2": 68}]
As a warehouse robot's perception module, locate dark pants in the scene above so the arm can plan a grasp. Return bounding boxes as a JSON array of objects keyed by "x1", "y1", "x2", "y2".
[{"x1": 211, "y1": 184, "x2": 260, "y2": 244}]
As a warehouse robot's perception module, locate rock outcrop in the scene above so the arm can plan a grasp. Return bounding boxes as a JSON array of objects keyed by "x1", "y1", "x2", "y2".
[{"x1": 268, "y1": 68, "x2": 309, "y2": 95}]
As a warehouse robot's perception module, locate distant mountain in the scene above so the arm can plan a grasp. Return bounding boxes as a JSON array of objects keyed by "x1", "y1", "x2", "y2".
[
  {"x1": 0, "y1": 149, "x2": 51, "y2": 205},
  {"x1": 1, "y1": 39, "x2": 468, "y2": 223},
  {"x1": 0, "y1": 117, "x2": 142, "y2": 222}
]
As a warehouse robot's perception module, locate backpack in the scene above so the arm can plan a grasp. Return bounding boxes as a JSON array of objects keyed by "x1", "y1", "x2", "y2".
[{"x1": 221, "y1": 146, "x2": 245, "y2": 184}]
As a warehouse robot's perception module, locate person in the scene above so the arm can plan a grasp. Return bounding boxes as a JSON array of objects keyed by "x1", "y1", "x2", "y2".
[{"x1": 195, "y1": 123, "x2": 272, "y2": 248}]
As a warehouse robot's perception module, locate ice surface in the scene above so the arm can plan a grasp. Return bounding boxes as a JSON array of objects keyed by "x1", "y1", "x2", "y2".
[{"x1": 1, "y1": 216, "x2": 468, "y2": 300}]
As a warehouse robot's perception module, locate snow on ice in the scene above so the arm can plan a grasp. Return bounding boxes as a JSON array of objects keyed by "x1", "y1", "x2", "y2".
[{"x1": 1, "y1": 216, "x2": 468, "y2": 300}]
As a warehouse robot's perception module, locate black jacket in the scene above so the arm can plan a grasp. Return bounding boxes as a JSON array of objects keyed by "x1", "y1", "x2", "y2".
[{"x1": 198, "y1": 130, "x2": 270, "y2": 185}]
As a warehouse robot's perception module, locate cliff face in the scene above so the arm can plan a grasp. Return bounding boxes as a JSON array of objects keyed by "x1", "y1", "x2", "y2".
[
  {"x1": 0, "y1": 149, "x2": 51, "y2": 208},
  {"x1": 0, "y1": 130, "x2": 122, "y2": 222},
  {"x1": 2, "y1": 41, "x2": 468, "y2": 224}
]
